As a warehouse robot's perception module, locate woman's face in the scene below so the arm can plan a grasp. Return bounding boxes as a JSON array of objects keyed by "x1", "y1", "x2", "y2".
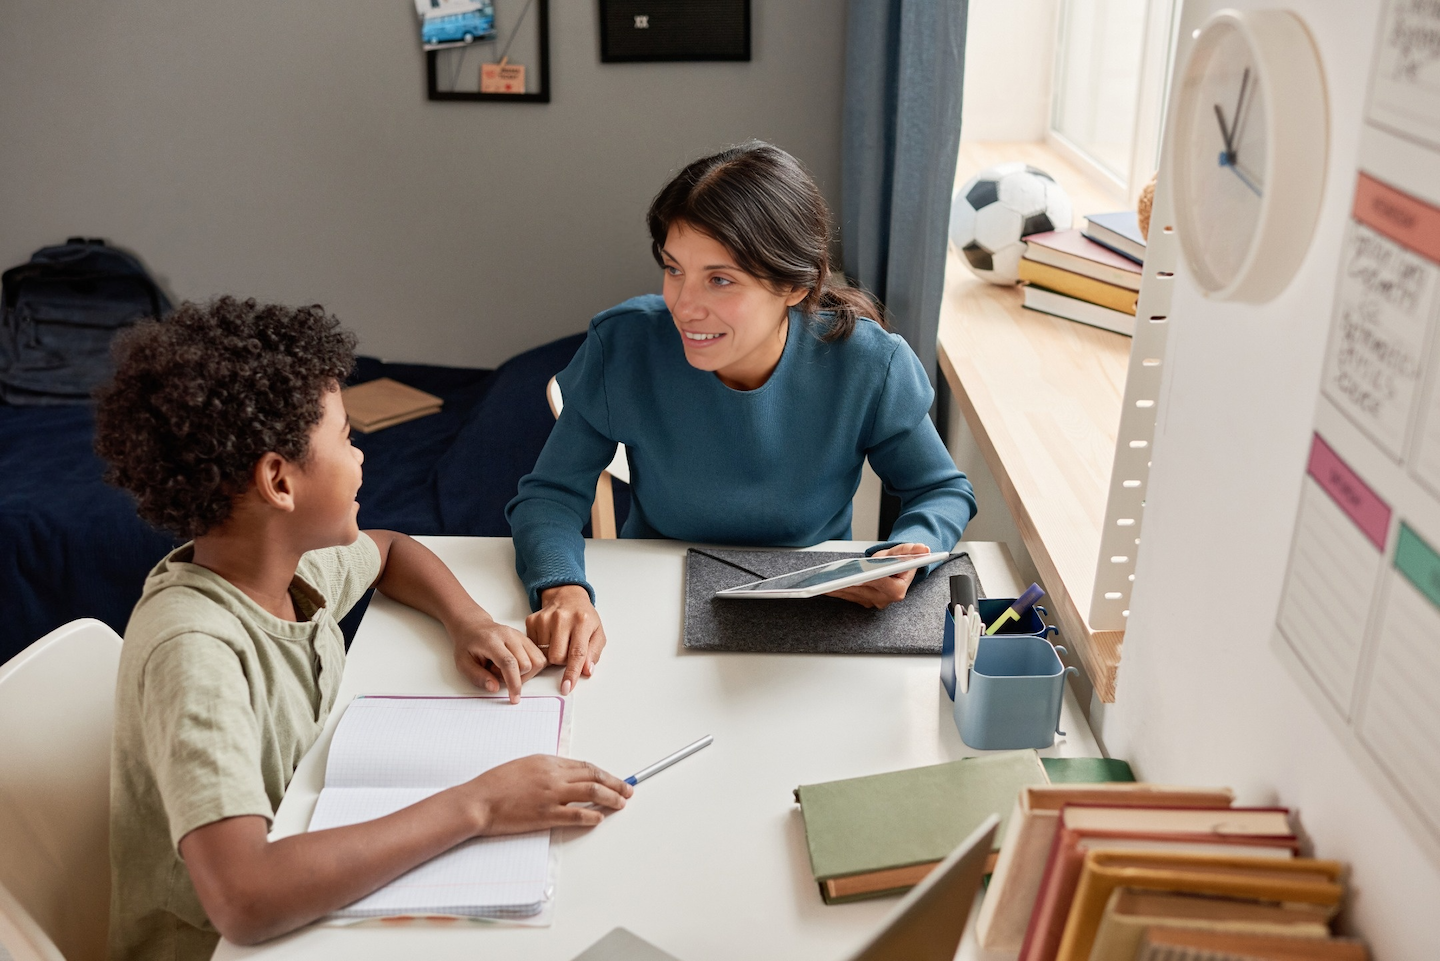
[{"x1": 660, "y1": 222, "x2": 808, "y2": 391}]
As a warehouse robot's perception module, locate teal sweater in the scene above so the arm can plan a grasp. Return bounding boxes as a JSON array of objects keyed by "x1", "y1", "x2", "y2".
[{"x1": 506, "y1": 295, "x2": 976, "y2": 608}]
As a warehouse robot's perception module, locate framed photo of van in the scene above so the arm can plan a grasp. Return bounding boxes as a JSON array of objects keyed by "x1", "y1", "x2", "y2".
[{"x1": 423, "y1": 0, "x2": 550, "y2": 103}]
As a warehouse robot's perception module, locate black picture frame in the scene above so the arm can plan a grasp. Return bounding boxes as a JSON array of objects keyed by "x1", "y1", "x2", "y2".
[
  {"x1": 425, "y1": 0, "x2": 550, "y2": 103},
  {"x1": 598, "y1": 0, "x2": 750, "y2": 63}
]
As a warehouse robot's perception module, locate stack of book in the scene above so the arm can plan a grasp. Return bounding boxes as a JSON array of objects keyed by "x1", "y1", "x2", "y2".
[
  {"x1": 1019, "y1": 211, "x2": 1146, "y2": 337},
  {"x1": 977, "y1": 782, "x2": 1368, "y2": 961},
  {"x1": 793, "y1": 751, "x2": 1135, "y2": 904}
]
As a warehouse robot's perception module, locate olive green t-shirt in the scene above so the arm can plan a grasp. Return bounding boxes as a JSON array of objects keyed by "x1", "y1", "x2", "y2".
[{"x1": 108, "y1": 535, "x2": 381, "y2": 961}]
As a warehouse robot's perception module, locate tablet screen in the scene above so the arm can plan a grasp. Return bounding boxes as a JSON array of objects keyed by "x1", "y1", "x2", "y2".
[{"x1": 721, "y1": 555, "x2": 919, "y2": 593}]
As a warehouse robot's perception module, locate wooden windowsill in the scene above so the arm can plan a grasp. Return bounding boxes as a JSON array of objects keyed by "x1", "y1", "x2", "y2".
[{"x1": 939, "y1": 142, "x2": 1132, "y2": 702}]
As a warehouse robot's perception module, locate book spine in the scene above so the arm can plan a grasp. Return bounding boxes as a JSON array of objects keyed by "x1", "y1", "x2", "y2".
[
  {"x1": 1018, "y1": 260, "x2": 1139, "y2": 314},
  {"x1": 1082, "y1": 228, "x2": 1145, "y2": 265},
  {"x1": 1018, "y1": 825, "x2": 1088, "y2": 961}
]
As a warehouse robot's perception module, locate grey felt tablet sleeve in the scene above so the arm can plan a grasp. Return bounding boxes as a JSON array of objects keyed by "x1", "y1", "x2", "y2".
[{"x1": 682, "y1": 548, "x2": 984, "y2": 654}]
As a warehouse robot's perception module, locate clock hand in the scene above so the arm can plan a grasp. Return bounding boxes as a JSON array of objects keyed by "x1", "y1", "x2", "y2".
[
  {"x1": 1226, "y1": 162, "x2": 1262, "y2": 197},
  {"x1": 1213, "y1": 104, "x2": 1236, "y2": 164},
  {"x1": 1230, "y1": 67, "x2": 1251, "y2": 164}
]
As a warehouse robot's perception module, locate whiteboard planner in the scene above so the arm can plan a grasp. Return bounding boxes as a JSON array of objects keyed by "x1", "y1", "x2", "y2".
[
  {"x1": 308, "y1": 695, "x2": 565, "y2": 918},
  {"x1": 1274, "y1": 0, "x2": 1440, "y2": 871}
]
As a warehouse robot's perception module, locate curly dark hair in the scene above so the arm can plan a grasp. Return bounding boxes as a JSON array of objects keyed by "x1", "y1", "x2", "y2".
[{"x1": 94, "y1": 296, "x2": 357, "y2": 539}]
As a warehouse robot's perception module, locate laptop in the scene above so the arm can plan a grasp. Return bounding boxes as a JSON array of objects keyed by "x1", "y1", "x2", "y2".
[{"x1": 572, "y1": 814, "x2": 1000, "y2": 961}]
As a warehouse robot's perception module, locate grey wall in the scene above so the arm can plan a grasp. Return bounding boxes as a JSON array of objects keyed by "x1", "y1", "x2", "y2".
[{"x1": 0, "y1": 0, "x2": 847, "y2": 368}]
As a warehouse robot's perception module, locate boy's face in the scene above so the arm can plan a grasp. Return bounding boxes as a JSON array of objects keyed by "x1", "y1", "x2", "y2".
[{"x1": 294, "y1": 386, "x2": 364, "y2": 549}]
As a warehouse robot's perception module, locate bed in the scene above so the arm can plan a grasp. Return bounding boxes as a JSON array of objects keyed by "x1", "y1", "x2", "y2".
[{"x1": 0, "y1": 332, "x2": 629, "y2": 664}]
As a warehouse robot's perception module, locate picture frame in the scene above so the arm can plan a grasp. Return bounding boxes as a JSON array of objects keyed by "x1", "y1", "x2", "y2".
[{"x1": 425, "y1": 0, "x2": 550, "y2": 103}]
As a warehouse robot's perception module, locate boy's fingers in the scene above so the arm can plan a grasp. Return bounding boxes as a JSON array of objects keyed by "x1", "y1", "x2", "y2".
[
  {"x1": 494, "y1": 653, "x2": 523, "y2": 703},
  {"x1": 504, "y1": 635, "x2": 532, "y2": 676},
  {"x1": 558, "y1": 781, "x2": 628, "y2": 809},
  {"x1": 462, "y1": 657, "x2": 502, "y2": 693},
  {"x1": 559, "y1": 806, "x2": 604, "y2": 827},
  {"x1": 562, "y1": 760, "x2": 630, "y2": 794},
  {"x1": 521, "y1": 637, "x2": 547, "y2": 677}
]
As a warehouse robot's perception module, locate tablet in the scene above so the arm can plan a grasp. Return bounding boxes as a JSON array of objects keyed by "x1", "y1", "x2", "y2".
[{"x1": 712, "y1": 552, "x2": 956, "y2": 599}]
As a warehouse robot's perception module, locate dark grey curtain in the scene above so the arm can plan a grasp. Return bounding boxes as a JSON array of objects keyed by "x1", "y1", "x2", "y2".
[{"x1": 842, "y1": 0, "x2": 969, "y2": 390}]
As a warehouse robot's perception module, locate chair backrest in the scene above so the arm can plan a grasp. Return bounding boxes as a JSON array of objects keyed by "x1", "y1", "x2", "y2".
[
  {"x1": 0, "y1": 619, "x2": 123, "y2": 961},
  {"x1": 544, "y1": 375, "x2": 631, "y2": 484}
]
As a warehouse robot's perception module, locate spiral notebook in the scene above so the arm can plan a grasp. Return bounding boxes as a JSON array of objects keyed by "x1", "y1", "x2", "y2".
[{"x1": 308, "y1": 695, "x2": 565, "y2": 919}]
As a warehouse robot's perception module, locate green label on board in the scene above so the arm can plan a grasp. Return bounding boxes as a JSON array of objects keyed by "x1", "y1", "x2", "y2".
[{"x1": 1394, "y1": 523, "x2": 1440, "y2": 610}]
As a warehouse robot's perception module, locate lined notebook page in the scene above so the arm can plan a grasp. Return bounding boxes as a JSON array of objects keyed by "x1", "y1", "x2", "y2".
[{"x1": 309, "y1": 696, "x2": 565, "y2": 917}]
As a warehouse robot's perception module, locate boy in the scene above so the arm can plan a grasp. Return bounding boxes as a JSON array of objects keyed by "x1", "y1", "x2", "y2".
[{"x1": 95, "y1": 297, "x2": 630, "y2": 961}]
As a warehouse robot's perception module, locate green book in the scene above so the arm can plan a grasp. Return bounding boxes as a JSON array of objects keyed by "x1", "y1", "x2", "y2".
[
  {"x1": 1041, "y1": 756, "x2": 1135, "y2": 783},
  {"x1": 794, "y1": 750, "x2": 1048, "y2": 904}
]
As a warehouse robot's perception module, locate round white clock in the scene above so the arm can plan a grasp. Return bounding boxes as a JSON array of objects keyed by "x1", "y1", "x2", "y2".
[{"x1": 1168, "y1": 9, "x2": 1329, "y2": 303}]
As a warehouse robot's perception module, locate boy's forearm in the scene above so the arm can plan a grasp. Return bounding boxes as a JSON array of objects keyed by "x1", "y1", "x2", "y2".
[
  {"x1": 367, "y1": 531, "x2": 489, "y2": 631},
  {"x1": 184, "y1": 786, "x2": 483, "y2": 944}
]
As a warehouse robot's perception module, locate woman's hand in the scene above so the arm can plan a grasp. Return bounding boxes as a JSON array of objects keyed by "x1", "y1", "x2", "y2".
[
  {"x1": 447, "y1": 611, "x2": 547, "y2": 704},
  {"x1": 526, "y1": 584, "x2": 608, "y2": 694},
  {"x1": 462, "y1": 755, "x2": 632, "y2": 833},
  {"x1": 825, "y1": 542, "x2": 932, "y2": 609}
]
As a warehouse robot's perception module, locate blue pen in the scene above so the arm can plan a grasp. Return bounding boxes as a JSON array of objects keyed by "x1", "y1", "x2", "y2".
[{"x1": 624, "y1": 735, "x2": 713, "y2": 786}]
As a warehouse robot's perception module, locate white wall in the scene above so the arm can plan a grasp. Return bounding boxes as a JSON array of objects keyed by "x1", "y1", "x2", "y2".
[
  {"x1": 961, "y1": 0, "x2": 1057, "y2": 142},
  {"x1": 0, "y1": 0, "x2": 845, "y2": 368},
  {"x1": 1105, "y1": 2, "x2": 1440, "y2": 958}
]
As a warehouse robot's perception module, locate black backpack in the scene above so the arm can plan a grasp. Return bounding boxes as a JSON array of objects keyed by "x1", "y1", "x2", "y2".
[{"x1": 0, "y1": 238, "x2": 171, "y2": 405}]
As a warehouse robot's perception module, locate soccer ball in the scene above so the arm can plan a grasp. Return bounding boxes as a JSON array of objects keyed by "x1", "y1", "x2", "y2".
[{"x1": 949, "y1": 163, "x2": 1074, "y2": 284}]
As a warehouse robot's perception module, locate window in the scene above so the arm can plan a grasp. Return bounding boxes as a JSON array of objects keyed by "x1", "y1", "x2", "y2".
[{"x1": 1049, "y1": 0, "x2": 1182, "y2": 201}]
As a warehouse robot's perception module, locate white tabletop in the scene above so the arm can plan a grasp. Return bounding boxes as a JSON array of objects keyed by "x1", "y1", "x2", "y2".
[{"x1": 213, "y1": 538, "x2": 1098, "y2": 961}]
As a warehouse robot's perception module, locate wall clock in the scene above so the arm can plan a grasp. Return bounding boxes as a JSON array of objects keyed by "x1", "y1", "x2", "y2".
[{"x1": 1169, "y1": 9, "x2": 1329, "y2": 303}]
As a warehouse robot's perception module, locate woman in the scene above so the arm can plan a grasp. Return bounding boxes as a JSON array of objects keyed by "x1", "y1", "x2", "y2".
[{"x1": 506, "y1": 142, "x2": 976, "y2": 692}]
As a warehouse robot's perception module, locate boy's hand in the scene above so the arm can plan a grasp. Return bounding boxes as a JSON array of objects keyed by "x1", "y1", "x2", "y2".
[
  {"x1": 448, "y1": 612, "x2": 546, "y2": 703},
  {"x1": 824, "y1": 542, "x2": 931, "y2": 610},
  {"x1": 526, "y1": 585, "x2": 607, "y2": 695},
  {"x1": 464, "y1": 755, "x2": 632, "y2": 832}
]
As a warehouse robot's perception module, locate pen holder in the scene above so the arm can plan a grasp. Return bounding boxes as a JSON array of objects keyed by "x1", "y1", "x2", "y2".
[
  {"x1": 952, "y1": 635, "x2": 1077, "y2": 750},
  {"x1": 940, "y1": 599, "x2": 1057, "y2": 699}
]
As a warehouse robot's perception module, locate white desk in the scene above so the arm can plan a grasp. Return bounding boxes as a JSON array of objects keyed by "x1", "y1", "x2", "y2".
[{"x1": 213, "y1": 538, "x2": 1098, "y2": 961}]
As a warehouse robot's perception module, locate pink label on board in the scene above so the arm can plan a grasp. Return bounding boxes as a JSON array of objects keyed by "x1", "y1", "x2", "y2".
[
  {"x1": 1307, "y1": 433, "x2": 1391, "y2": 551},
  {"x1": 1353, "y1": 173, "x2": 1440, "y2": 265}
]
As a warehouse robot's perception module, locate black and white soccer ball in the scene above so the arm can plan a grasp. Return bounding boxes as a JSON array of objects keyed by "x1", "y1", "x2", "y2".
[{"x1": 949, "y1": 163, "x2": 1074, "y2": 285}]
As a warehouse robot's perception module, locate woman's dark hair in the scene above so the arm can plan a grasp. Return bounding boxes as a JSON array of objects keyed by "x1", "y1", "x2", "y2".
[
  {"x1": 647, "y1": 141, "x2": 884, "y2": 341},
  {"x1": 94, "y1": 296, "x2": 357, "y2": 539}
]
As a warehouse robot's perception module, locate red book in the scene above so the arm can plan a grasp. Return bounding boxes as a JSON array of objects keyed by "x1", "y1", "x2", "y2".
[
  {"x1": 1017, "y1": 805, "x2": 1296, "y2": 961},
  {"x1": 1023, "y1": 229, "x2": 1143, "y2": 291}
]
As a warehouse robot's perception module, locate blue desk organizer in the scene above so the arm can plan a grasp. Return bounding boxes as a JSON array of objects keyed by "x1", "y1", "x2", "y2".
[
  {"x1": 941, "y1": 598, "x2": 1055, "y2": 698},
  {"x1": 941, "y1": 599, "x2": 1074, "y2": 751}
]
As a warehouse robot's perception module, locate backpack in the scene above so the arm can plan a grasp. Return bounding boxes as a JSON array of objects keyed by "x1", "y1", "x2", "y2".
[{"x1": 0, "y1": 238, "x2": 171, "y2": 405}]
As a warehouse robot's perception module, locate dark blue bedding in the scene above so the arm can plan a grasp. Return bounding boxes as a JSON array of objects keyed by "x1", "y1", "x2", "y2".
[{"x1": 1, "y1": 332, "x2": 628, "y2": 665}]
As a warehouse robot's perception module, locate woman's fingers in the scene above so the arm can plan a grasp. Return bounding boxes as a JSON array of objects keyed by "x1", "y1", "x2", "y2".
[
  {"x1": 562, "y1": 623, "x2": 592, "y2": 694},
  {"x1": 542, "y1": 611, "x2": 572, "y2": 666},
  {"x1": 582, "y1": 623, "x2": 608, "y2": 676}
]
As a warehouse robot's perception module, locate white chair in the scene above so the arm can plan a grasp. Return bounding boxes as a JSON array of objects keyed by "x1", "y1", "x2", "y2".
[
  {"x1": 0, "y1": 619, "x2": 123, "y2": 961},
  {"x1": 545, "y1": 375, "x2": 630, "y2": 539}
]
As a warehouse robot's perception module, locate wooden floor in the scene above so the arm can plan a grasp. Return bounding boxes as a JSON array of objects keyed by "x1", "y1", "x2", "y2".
[{"x1": 940, "y1": 141, "x2": 1133, "y2": 702}]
